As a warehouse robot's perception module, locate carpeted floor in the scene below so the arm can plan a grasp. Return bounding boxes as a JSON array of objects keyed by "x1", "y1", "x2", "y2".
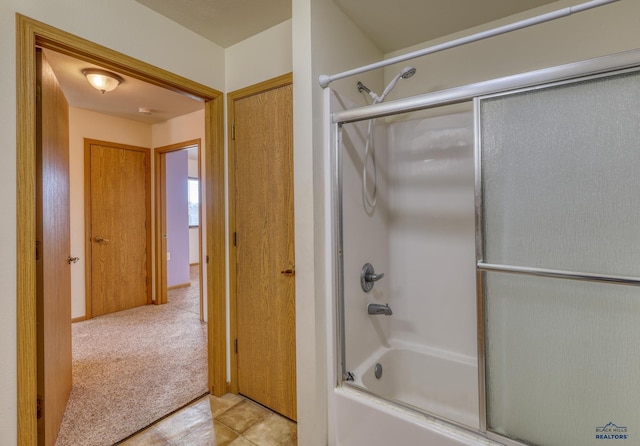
[{"x1": 55, "y1": 265, "x2": 208, "y2": 446}]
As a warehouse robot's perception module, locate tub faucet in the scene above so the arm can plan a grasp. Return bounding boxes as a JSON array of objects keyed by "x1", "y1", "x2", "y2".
[{"x1": 368, "y1": 303, "x2": 393, "y2": 316}]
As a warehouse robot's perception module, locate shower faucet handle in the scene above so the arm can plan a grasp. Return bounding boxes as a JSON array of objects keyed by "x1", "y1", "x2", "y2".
[
  {"x1": 361, "y1": 263, "x2": 384, "y2": 292},
  {"x1": 366, "y1": 271, "x2": 384, "y2": 282}
]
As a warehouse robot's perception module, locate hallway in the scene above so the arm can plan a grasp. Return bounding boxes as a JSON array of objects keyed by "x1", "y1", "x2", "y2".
[{"x1": 55, "y1": 266, "x2": 207, "y2": 445}]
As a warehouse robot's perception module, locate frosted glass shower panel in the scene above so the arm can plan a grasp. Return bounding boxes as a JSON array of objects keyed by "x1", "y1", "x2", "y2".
[
  {"x1": 485, "y1": 272, "x2": 640, "y2": 446},
  {"x1": 479, "y1": 68, "x2": 640, "y2": 445},
  {"x1": 479, "y1": 70, "x2": 640, "y2": 277}
]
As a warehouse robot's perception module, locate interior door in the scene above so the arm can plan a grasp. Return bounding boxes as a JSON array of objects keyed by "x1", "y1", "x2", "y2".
[
  {"x1": 231, "y1": 76, "x2": 296, "y2": 420},
  {"x1": 87, "y1": 140, "x2": 151, "y2": 317},
  {"x1": 36, "y1": 48, "x2": 72, "y2": 446}
]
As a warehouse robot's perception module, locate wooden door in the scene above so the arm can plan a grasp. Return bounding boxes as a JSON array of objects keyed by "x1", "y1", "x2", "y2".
[
  {"x1": 230, "y1": 75, "x2": 296, "y2": 420},
  {"x1": 35, "y1": 48, "x2": 72, "y2": 446},
  {"x1": 86, "y1": 140, "x2": 151, "y2": 317}
]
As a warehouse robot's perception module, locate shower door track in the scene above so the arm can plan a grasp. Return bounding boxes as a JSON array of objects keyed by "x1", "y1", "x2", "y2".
[{"x1": 477, "y1": 263, "x2": 640, "y2": 287}]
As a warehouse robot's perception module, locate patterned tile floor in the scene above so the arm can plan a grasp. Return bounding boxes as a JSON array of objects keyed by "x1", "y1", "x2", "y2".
[{"x1": 118, "y1": 393, "x2": 297, "y2": 446}]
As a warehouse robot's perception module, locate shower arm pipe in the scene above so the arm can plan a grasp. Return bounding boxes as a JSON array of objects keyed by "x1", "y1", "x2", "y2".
[{"x1": 318, "y1": 0, "x2": 619, "y2": 89}]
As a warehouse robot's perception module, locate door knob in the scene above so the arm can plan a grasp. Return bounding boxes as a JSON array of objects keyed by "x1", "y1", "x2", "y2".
[
  {"x1": 94, "y1": 236, "x2": 109, "y2": 244},
  {"x1": 280, "y1": 266, "x2": 295, "y2": 276},
  {"x1": 67, "y1": 256, "x2": 80, "y2": 264}
]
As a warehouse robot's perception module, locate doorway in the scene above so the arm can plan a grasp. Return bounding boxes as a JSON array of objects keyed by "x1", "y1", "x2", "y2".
[
  {"x1": 16, "y1": 14, "x2": 226, "y2": 445},
  {"x1": 155, "y1": 140, "x2": 203, "y2": 316}
]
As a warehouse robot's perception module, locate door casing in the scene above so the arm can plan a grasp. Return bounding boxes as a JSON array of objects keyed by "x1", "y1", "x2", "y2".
[{"x1": 16, "y1": 14, "x2": 226, "y2": 445}]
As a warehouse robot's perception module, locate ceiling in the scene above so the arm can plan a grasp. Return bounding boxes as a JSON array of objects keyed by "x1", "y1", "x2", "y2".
[
  {"x1": 134, "y1": 0, "x2": 557, "y2": 53},
  {"x1": 134, "y1": 0, "x2": 292, "y2": 49},
  {"x1": 44, "y1": 49, "x2": 204, "y2": 125},
  {"x1": 46, "y1": 0, "x2": 559, "y2": 125}
]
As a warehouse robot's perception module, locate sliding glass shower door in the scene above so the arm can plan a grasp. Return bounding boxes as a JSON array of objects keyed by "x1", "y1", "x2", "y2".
[{"x1": 477, "y1": 68, "x2": 640, "y2": 446}]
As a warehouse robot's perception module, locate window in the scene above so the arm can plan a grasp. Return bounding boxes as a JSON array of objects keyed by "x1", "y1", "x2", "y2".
[{"x1": 188, "y1": 177, "x2": 199, "y2": 227}]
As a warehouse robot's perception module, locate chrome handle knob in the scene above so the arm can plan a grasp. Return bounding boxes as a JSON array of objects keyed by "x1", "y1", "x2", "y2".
[
  {"x1": 95, "y1": 236, "x2": 109, "y2": 244},
  {"x1": 361, "y1": 263, "x2": 384, "y2": 293}
]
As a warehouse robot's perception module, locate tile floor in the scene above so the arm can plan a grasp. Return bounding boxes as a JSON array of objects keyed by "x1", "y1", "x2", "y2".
[{"x1": 118, "y1": 393, "x2": 297, "y2": 446}]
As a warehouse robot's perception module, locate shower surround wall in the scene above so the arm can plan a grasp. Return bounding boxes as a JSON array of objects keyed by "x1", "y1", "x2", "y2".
[
  {"x1": 387, "y1": 112, "x2": 477, "y2": 364},
  {"x1": 341, "y1": 107, "x2": 391, "y2": 373},
  {"x1": 338, "y1": 98, "x2": 480, "y2": 430}
]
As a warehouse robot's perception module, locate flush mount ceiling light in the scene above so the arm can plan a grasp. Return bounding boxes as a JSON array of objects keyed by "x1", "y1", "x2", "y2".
[{"x1": 82, "y1": 68, "x2": 123, "y2": 93}]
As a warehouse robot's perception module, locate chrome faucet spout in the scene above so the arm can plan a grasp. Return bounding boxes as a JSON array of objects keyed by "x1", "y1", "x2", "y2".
[{"x1": 367, "y1": 303, "x2": 393, "y2": 316}]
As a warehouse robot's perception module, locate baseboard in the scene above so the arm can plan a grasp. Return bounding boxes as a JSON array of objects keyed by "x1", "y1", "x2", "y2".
[
  {"x1": 168, "y1": 282, "x2": 190, "y2": 290},
  {"x1": 72, "y1": 316, "x2": 86, "y2": 323}
]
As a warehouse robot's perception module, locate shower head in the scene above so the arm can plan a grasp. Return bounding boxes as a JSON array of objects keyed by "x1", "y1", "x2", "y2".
[
  {"x1": 378, "y1": 66, "x2": 416, "y2": 102},
  {"x1": 400, "y1": 66, "x2": 416, "y2": 79},
  {"x1": 356, "y1": 66, "x2": 417, "y2": 104}
]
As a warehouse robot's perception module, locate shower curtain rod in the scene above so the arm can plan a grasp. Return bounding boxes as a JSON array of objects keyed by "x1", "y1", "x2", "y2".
[
  {"x1": 318, "y1": 0, "x2": 619, "y2": 89},
  {"x1": 332, "y1": 49, "x2": 640, "y2": 123}
]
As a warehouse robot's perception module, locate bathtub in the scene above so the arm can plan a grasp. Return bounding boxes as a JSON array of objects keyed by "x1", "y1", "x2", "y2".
[{"x1": 349, "y1": 344, "x2": 480, "y2": 430}]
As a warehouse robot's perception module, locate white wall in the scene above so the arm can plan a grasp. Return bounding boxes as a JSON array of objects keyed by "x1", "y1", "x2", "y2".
[
  {"x1": 69, "y1": 107, "x2": 152, "y2": 319},
  {"x1": 152, "y1": 109, "x2": 205, "y2": 148},
  {"x1": 293, "y1": 0, "x2": 384, "y2": 444},
  {"x1": 0, "y1": 1, "x2": 224, "y2": 442},
  {"x1": 225, "y1": 20, "x2": 293, "y2": 92}
]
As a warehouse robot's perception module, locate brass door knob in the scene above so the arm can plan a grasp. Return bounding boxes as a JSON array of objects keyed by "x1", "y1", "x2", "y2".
[{"x1": 280, "y1": 266, "x2": 295, "y2": 276}]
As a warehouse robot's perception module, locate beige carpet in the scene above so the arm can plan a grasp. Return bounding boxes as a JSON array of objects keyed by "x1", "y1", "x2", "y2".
[{"x1": 55, "y1": 266, "x2": 208, "y2": 446}]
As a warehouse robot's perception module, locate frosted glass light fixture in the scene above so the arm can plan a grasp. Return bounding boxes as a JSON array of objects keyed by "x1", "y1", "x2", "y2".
[{"x1": 82, "y1": 69, "x2": 123, "y2": 93}]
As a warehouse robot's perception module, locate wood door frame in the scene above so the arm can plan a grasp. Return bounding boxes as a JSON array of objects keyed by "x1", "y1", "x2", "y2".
[
  {"x1": 16, "y1": 14, "x2": 226, "y2": 445},
  {"x1": 154, "y1": 139, "x2": 203, "y2": 316},
  {"x1": 227, "y1": 73, "x2": 293, "y2": 394},
  {"x1": 84, "y1": 139, "x2": 153, "y2": 319}
]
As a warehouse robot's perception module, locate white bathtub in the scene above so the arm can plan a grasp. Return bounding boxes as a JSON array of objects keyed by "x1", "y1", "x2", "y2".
[{"x1": 350, "y1": 345, "x2": 480, "y2": 430}]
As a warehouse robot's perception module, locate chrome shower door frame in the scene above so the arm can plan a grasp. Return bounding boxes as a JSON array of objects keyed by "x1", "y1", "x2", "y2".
[{"x1": 329, "y1": 48, "x2": 640, "y2": 444}]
